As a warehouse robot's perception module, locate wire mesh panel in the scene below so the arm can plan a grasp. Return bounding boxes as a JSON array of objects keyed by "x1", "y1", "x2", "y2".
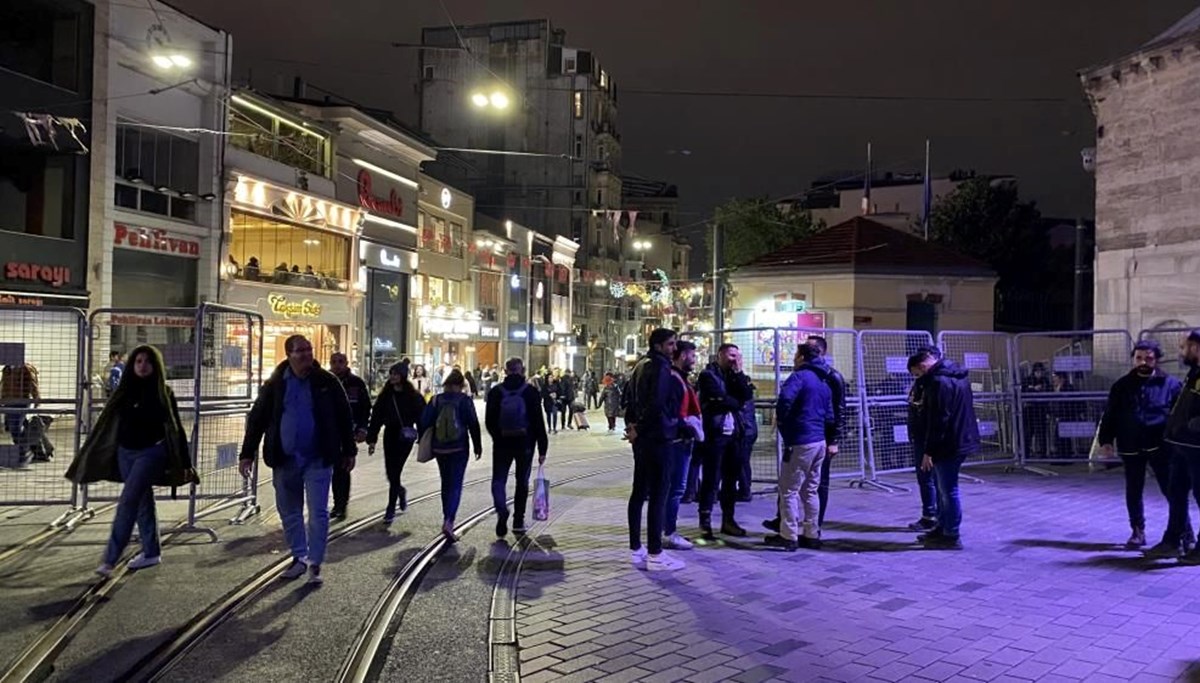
[
  {"x1": 859, "y1": 330, "x2": 933, "y2": 477},
  {"x1": 938, "y1": 331, "x2": 1018, "y2": 466},
  {"x1": 1139, "y1": 327, "x2": 1194, "y2": 381},
  {"x1": 1013, "y1": 330, "x2": 1132, "y2": 464},
  {"x1": 864, "y1": 401, "x2": 916, "y2": 476},
  {"x1": 0, "y1": 306, "x2": 86, "y2": 511}
]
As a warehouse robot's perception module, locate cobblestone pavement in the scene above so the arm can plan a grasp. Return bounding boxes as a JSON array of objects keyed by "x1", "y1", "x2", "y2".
[{"x1": 514, "y1": 461, "x2": 1200, "y2": 683}]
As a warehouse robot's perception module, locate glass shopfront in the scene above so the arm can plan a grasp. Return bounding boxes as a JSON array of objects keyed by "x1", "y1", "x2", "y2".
[
  {"x1": 364, "y1": 268, "x2": 409, "y2": 390},
  {"x1": 228, "y1": 210, "x2": 350, "y2": 291}
]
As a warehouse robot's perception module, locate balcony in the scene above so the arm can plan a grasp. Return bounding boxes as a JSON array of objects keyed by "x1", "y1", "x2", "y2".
[{"x1": 229, "y1": 99, "x2": 331, "y2": 179}]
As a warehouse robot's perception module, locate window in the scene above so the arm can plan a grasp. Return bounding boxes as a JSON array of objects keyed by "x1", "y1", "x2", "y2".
[
  {"x1": 449, "y1": 222, "x2": 464, "y2": 257},
  {"x1": 447, "y1": 280, "x2": 461, "y2": 305},
  {"x1": 229, "y1": 97, "x2": 330, "y2": 177},
  {"x1": 427, "y1": 276, "x2": 445, "y2": 304},
  {"x1": 229, "y1": 210, "x2": 350, "y2": 290},
  {"x1": 411, "y1": 274, "x2": 424, "y2": 301},
  {"x1": 0, "y1": 0, "x2": 86, "y2": 91},
  {"x1": 574, "y1": 189, "x2": 582, "y2": 204},
  {"x1": 112, "y1": 249, "x2": 197, "y2": 308},
  {"x1": 564, "y1": 57, "x2": 577, "y2": 73},
  {"x1": 478, "y1": 272, "x2": 501, "y2": 322},
  {"x1": 599, "y1": 70, "x2": 608, "y2": 89},
  {"x1": 423, "y1": 65, "x2": 435, "y2": 80},
  {"x1": 574, "y1": 135, "x2": 583, "y2": 158},
  {"x1": 114, "y1": 123, "x2": 199, "y2": 221},
  {"x1": 0, "y1": 149, "x2": 76, "y2": 239},
  {"x1": 573, "y1": 91, "x2": 583, "y2": 119}
]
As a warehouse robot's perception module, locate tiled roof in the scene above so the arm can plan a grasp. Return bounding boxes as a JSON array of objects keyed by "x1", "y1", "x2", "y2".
[{"x1": 740, "y1": 216, "x2": 993, "y2": 276}]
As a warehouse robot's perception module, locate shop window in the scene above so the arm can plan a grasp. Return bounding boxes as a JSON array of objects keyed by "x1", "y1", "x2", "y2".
[
  {"x1": 447, "y1": 280, "x2": 461, "y2": 305},
  {"x1": 573, "y1": 91, "x2": 583, "y2": 119},
  {"x1": 449, "y1": 222, "x2": 464, "y2": 257},
  {"x1": 478, "y1": 272, "x2": 501, "y2": 322},
  {"x1": 0, "y1": 1, "x2": 86, "y2": 91},
  {"x1": 228, "y1": 210, "x2": 350, "y2": 290},
  {"x1": 112, "y1": 249, "x2": 198, "y2": 308},
  {"x1": 411, "y1": 274, "x2": 425, "y2": 301},
  {"x1": 114, "y1": 123, "x2": 199, "y2": 222},
  {"x1": 0, "y1": 149, "x2": 76, "y2": 239},
  {"x1": 229, "y1": 97, "x2": 330, "y2": 178},
  {"x1": 427, "y1": 276, "x2": 445, "y2": 304}
]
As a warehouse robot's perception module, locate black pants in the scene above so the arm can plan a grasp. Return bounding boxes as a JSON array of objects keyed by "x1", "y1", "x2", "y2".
[
  {"x1": 384, "y1": 436, "x2": 415, "y2": 516},
  {"x1": 629, "y1": 439, "x2": 670, "y2": 554},
  {"x1": 1164, "y1": 444, "x2": 1200, "y2": 544},
  {"x1": 818, "y1": 447, "x2": 835, "y2": 526},
  {"x1": 492, "y1": 446, "x2": 535, "y2": 524},
  {"x1": 699, "y1": 435, "x2": 741, "y2": 517},
  {"x1": 332, "y1": 467, "x2": 350, "y2": 513},
  {"x1": 1120, "y1": 448, "x2": 1170, "y2": 528},
  {"x1": 738, "y1": 437, "x2": 755, "y2": 496}
]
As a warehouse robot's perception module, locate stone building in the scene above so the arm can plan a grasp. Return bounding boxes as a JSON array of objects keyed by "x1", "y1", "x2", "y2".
[{"x1": 1082, "y1": 7, "x2": 1200, "y2": 333}]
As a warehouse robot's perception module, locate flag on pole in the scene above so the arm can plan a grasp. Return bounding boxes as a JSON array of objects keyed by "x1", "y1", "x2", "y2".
[{"x1": 861, "y1": 142, "x2": 872, "y2": 215}]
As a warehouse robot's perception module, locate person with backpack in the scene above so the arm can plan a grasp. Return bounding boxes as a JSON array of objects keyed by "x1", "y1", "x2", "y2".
[
  {"x1": 420, "y1": 369, "x2": 482, "y2": 542},
  {"x1": 366, "y1": 361, "x2": 426, "y2": 525},
  {"x1": 485, "y1": 358, "x2": 549, "y2": 537}
]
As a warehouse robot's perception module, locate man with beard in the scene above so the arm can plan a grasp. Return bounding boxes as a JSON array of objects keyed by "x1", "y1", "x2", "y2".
[
  {"x1": 696, "y1": 344, "x2": 754, "y2": 539},
  {"x1": 1098, "y1": 340, "x2": 1183, "y2": 548},
  {"x1": 1148, "y1": 330, "x2": 1200, "y2": 563}
]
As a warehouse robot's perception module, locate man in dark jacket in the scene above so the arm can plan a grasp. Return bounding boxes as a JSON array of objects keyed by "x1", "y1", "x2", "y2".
[
  {"x1": 1098, "y1": 340, "x2": 1183, "y2": 548},
  {"x1": 627, "y1": 328, "x2": 686, "y2": 571},
  {"x1": 765, "y1": 344, "x2": 835, "y2": 551},
  {"x1": 906, "y1": 358, "x2": 939, "y2": 532},
  {"x1": 908, "y1": 346, "x2": 979, "y2": 550},
  {"x1": 485, "y1": 357, "x2": 549, "y2": 537},
  {"x1": 696, "y1": 343, "x2": 754, "y2": 538},
  {"x1": 239, "y1": 335, "x2": 356, "y2": 585},
  {"x1": 329, "y1": 352, "x2": 370, "y2": 520},
  {"x1": 1148, "y1": 330, "x2": 1200, "y2": 563}
]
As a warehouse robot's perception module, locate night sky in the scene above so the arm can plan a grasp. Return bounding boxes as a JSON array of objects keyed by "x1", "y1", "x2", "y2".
[{"x1": 170, "y1": 0, "x2": 1197, "y2": 240}]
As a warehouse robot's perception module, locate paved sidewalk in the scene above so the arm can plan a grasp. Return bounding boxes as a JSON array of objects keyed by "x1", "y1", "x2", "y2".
[{"x1": 514, "y1": 465, "x2": 1200, "y2": 683}]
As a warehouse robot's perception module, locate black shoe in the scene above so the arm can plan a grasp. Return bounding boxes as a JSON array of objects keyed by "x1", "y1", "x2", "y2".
[
  {"x1": 681, "y1": 493, "x2": 695, "y2": 505},
  {"x1": 916, "y1": 527, "x2": 944, "y2": 543},
  {"x1": 496, "y1": 512, "x2": 509, "y2": 538},
  {"x1": 737, "y1": 492, "x2": 753, "y2": 503},
  {"x1": 512, "y1": 519, "x2": 527, "y2": 535},
  {"x1": 923, "y1": 534, "x2": 963, "y2": 550},
  {"x1": 762, "y1": 517, "x2": 781, "y2": 533},
  {"x1": 398, "y1": 486, "x2": 408, "y2": 513},
  {"x1": 699, "y1": 513, "x2": 714, "y2": 540},
  {"x1": 720, "y1": 520, "x2": 748, "y2": 537},
  {"x1": 330, "y1": 509, "x2": 347, "y2": 521},
  {"x1": 797, "y1": 536, "x2": 823, "y2": 550},
  {"x1": 908, "y1": 517, "x2": 938, "y2": 532},
  {"x1": 763, "y1": 534, "x2": 798, "y2": 552}
]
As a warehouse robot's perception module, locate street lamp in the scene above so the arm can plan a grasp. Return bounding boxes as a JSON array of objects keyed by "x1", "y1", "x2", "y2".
[
  {"x1": 632, "y1": 239, "x2": 652, "y2": 252},
  {"x1": 471, "y1": 89, "x2": 511, "y2": 110}
]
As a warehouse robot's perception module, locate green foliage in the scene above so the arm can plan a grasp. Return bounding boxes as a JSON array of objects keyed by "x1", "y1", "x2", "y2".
[
  {"x1": 928, "y1": 178, "x2": 1045, "y2": 284},
  {"x1": 707, "y1": 197, "x2": 823, "y2": 270}
]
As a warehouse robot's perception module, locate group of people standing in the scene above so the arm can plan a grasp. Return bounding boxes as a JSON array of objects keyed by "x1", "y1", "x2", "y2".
[{"x1": 66, "y1": 336, "x2": 551, "y2": 585}]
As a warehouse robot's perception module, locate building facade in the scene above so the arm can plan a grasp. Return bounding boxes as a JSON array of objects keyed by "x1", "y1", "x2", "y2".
[
  {"x1": 418, "y1": 19, "x2": 621, "y2": 363},
  {"x1": 1081, "y1": 8, "x2": 1200, "y2": 333},
  {"x1": 412, "y1": 172, "x2": 476, "y2": 372}
]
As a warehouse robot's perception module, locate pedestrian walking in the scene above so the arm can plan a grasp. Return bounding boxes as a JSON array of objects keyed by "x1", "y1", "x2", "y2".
[
  {"x1": 420, "y1": 369, "x2": 483, "y2": 542},
  {"x1": 601, "y1": 373, "x2": 621, "y2": 431},
  {"x1": 329, "y1": 352, "x2": 370, "y2": 520},
  {"x1": 1147, "y1": 330, "x2": 1200, "y2": 562},
  {"x1": 764, "y1": 343, "x2": 835, "y2": 551},
  {"x1": 908, "y1": 346, "x2": 980, "y2": 550},
  {"x1": 696, "y1": 343, "x2": 754, "y2": 539},
  {"x1": 485, "y1": 358, "x2": 549, "y2": 537},
  {"x1": 239, "y1": 335, "x2": 357, "y2": 585},
  {"x1": 664, "y1": 340, "x2": 703, "y2": 551},
  {"x1": 626, "y1": 328, "x2": 686, "y2": 571},
  {"x1": 66, "y1": 345, "x2": 196, "y2": 577},
  {"x1": 366, "y1": 361, "x2": 426, "y2": 524},
  {"x1": 584, "y1": 370, "x2": 599, "y2": 410},
  {"x1": 541, "y1": 375, "x2": 561, "y2": 434},
  {"x1": 1, "y1": 362, "x2": 42, "y2": 468},
  {"x1": 1098, "y1": 340, "x2": 1183, "y2": 547}
]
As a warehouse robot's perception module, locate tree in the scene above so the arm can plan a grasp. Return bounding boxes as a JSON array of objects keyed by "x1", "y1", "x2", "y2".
[
  {"x1": 705, "y1": 197, "x2": 823, "y2": 270},
  {"x1": 928, "y1": 177, "x2": 1046, "y2": 285}
]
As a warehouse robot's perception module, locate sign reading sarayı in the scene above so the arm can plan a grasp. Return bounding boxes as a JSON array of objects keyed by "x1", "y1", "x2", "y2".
[
  {"x1": 114, "y1": 223, "x2": 201, "y2": 258},
  {"x1": 268, "y1": 293, "x2": 322, "y2": 319},
  {"x1": 4, "y1": 261, "x2": 70, "y2": 287}
]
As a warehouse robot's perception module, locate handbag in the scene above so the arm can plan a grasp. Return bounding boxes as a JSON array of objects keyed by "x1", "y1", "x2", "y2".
[
  {"x1": 532, "y1": 463, "x2": 550, "y2": 521},
  {"x1": 416, "y1": 428, "x2": 435, "y2": 463},
  {"x1": 393, "y1": 394, "x2": 419, "y2": 441}
]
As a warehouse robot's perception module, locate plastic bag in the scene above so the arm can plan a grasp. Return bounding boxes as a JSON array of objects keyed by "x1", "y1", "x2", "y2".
[{"x1": 532, "y1": 464, "x2": 550, "y2": 521}]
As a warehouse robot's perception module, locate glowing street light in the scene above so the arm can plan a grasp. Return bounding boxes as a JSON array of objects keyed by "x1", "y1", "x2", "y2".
[
  {"x1": 489, "y1": 91, "x2": 510, "y2": 109},
  {"x1": 151, "y1": 53, "x2": 192, "y2": 70},
  {"x1": 471, "y1": 93, "x2": 489, "y2": 107},
  {"x1": 470, "y1": 89, "x2": 512, "y2": 110},
  {"x1": 632, "y1": 239, "x2": 652, "y2": 252}
]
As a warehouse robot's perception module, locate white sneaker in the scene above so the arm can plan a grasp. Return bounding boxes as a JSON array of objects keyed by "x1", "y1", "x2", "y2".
[
  {"x1": 307, "y1": 564, "x2": 323, "y2": 586},
  {"x1": 647, "y1": 551, "x2": 685, "y2": 572},
  {"x1": 128, "y1": 553, "x2": 161, "y2": 570},
  {"x1": 95, "y1": 563, "x2": 114, "y2": 578},
  {"x1": 631, "y1": 547, "x2": 648, "y2": 569},
  {"x1": 663, "y1": 534, "x2": 694, "y2": 550},
  {"x1": 280, "y1": 558, "x2": 308, "y2": 580}
]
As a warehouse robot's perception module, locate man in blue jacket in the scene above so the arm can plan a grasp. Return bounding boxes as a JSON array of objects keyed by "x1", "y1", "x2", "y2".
[
  {"x1": 1098, "y1": 340, "x2": 1184, "y2": 548},
  {"x1": 764, "y1": 343, "x2": 835, "y2": 551},
  {"x1": 1148, "y1": 330, "x2": 1200, "y2": 563},
  {"x1": 908, "y1": 346, "x2": 979, "y2": 550}
]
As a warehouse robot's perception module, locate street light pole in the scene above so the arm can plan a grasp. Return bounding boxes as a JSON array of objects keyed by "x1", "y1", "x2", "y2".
[{"x1": 712, "y1": 221, "x2": 724, "y2": 331}]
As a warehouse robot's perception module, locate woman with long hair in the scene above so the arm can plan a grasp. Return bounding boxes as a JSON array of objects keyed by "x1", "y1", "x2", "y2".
[
  {"x1": 419, "y1": 369, "x2": 481, "y2": 542},
  {"x1": 66, "y1": 345, "x2": 195, "y2": 577},
  {"x1": 366, "y1": 360, "x2": 426, "y2": 524},
  {"x1": 412, "y1": 364, "x2": 431, "y2": 399}
]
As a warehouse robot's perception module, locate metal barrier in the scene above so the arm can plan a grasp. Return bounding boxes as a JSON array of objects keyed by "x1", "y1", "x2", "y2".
[
  {"x1": 0, "y1": 306, "x2": 88, "y2": 527},
  {"x1": 938, "y1": 331, "x2": 1019, "y2": 469},
  {"x1": 1138, "y1": 327, "x2": 1194, "y2": 380},
  {"x1": 82, "y1": 304, "x2": 263, "y2": 539},
  {"x1": 1012, "y1": 330, "x2": 1132, "y2": 471},
  {"x1": 858, "y1": 330, "x2": 934, "y2": 488}
]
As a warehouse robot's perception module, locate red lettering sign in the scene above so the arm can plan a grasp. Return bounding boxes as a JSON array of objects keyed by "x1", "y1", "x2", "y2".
[
  {"x1": 113, "y1": 223, "x2": 201, "y2": 258},
  {"x1": 4, "y1": 262, "x2": 71, "y2": 288},
  {"x1": 356, "y1": 169, "x2": 405, "y2": 218}
]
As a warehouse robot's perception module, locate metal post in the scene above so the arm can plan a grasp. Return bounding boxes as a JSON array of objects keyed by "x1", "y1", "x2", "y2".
[
  {"x1": 773, "y1": 328, "x2": 782, "y2": 484},
  {"x1": 1073, "y1": 218, "x2": 1087, "y2": 332},
  {"x1": 712, "y1": 221, "x2": 724, "y2": 330}
]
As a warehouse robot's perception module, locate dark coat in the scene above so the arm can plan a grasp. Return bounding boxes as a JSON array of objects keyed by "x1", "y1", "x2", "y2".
[
  {"x1": 628, "y1": 350, "x2": 684, "y2": 442},
  {"x1": 918, "y1": 360, "x2": 981, "y2": 461},
  {"x1": 697, "y1": 362, "x2": 753, "y2": 440},
  {"x1": 337, "y1": 371, "x2": 372, "y2": 432},
  {"x1": 1166, "y1": 367, "x2": 1200, "y2": 451},
  {"x1": 366, "y1": 383, "x2": 426, "y2": 451},
  {"x1": 485, "y1": 375, "x2": 549, "y2": 456},
  {"x1": 1098, "y1": 368, "x2": 1182, "y2": 454},
  {"x1": 825, "y1": 365, "x2": 848, "y2": 448},
  {"x1": 239, "y1": 361, "x2": 357, "y2": 468}
]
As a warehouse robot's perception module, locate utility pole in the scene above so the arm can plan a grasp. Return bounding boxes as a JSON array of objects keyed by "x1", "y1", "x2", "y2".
[
  {"x1": 1073, "y1": 218, "x2": 1087, "y2": 331},
  {"x1": 711, "y1": 221, "x2": 724, "y2": 330}
]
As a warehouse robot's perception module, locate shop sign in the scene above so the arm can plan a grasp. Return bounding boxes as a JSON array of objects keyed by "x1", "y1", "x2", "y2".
[
  {"x1": 268, "y1": 293, "x2": 323, "y2": 319},
  {"x1": 4, "y1": 261, "x2": 71, "y2": 288},
  {"x1": 360, "y1": 241, "x2": 412, "y2": 273},
  {"x1": 480, "y1": 324, "x2": 501, "y2": 340},
  {"x1": 114, "y1": 223, "x2": 201, "y2": 258},
  {"x1": 509, "y1": 328, "x2": 528, "y2": 341},
  {"x1": 110, "y1": 313, "x2": 195, "y2": 328},
  {"x1": 357, "y1": 169, "x2": 405, "y2": 218},
  {"x1": 532, "y1": 324, "x2": 553, "y2": 346},
  {"x1": 422, "y1": 317, "x2": 480, "y2": 340},
  {"x1": 440, "y1": 187, "x2": 452, "y2": 209}
]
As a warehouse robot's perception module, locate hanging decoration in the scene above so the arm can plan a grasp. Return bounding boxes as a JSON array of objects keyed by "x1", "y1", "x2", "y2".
[{"x1": 609, "y1": 281, "x2": 627, "y2": 298}]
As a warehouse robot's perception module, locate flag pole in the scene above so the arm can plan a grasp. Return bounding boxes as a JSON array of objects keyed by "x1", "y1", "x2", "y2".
[
  {"x1": 922, "y1": 139, "x2": 932, "y2": 241},
  {"x1": 861, "y1": 142, "x2": 872, "y2": 216}
]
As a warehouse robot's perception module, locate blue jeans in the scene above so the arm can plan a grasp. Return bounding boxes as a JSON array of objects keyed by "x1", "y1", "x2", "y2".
[
  {"x1": 437, "y1": 450, "x2": 470, "y2": 522},
  {"x1": 932, "y1": 456, "x2": 965, "y2": 538},
  {"x1": 915, "y1": 451, "x2": 938, "y2": 519},
  {"x1": 664, "y1": 440, "x2": 692, "y2": 536},
  {"x1": 273, "y1": 456, "x2": 333, "y2": 565},
  {"x1": 104, "y1": 444, "x2": 166, "y2": 565}
]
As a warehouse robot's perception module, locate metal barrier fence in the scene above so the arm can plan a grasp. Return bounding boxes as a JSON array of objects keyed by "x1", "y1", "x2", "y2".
[
  {"x1": 0, "y1": 306, "x2": 88, "y2": 527},
  {"x1": 859, "y1": 330, "x2": 933, "y2": 486},
  {"x1": 82, "y1": 304, "x2": 263, "y2": 539},
  {"x1": 1013, "y1": 330, "x2": 1132, "y2": 468},
  {"x1": 939, "y1": 331, "x2": 1019, "y2": 468}
]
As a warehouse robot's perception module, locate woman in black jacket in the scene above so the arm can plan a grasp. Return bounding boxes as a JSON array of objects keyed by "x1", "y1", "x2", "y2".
[{"x1": 367, "y1": 361, "x2": 426, "y2": 524}]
